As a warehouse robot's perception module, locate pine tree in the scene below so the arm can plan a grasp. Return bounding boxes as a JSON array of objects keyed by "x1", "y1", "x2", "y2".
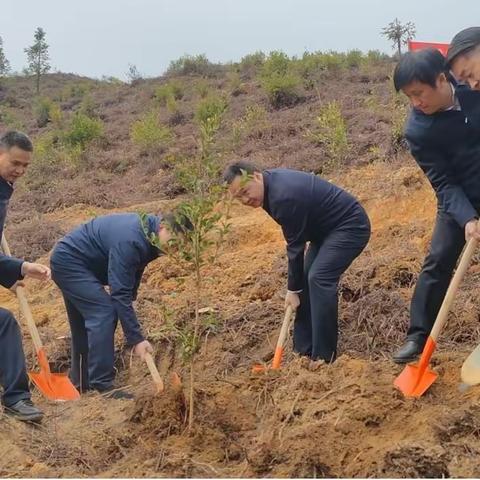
[
  {"x1": 25, "y1": 27, "x2": 51, "y2": 94},
  {"x1": 0, "y1": 36, "x2": 10, "y2": 78},
  {"x1": 381, "y1": 18, "x2": 416, "y2": 57}
]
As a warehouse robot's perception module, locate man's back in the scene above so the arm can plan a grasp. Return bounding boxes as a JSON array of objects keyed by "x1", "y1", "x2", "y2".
[{"x1": 57, "y1": 213, "x2": 160, "y2": 282}]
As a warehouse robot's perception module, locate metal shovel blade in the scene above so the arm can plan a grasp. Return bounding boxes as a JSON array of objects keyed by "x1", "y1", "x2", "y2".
[
  {"x1": 30, "y1": 348, "x2": 80, "y2": 401},
  {"x1": 394, "y1": 363, "x2": 438, "y2": 398},
  {"x1": 29, "y1": 371, "x2": 80, "y2": 401},
  {"x1": 461, "y1": 343, "x2": 480, "y2": 386}
]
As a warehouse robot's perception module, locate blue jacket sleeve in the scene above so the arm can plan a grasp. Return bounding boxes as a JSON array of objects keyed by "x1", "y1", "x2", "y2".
[
  {"x1": 108, "y1": 241, "x2": 145, "y2": 346},
  {"x1": 0, "y1": 253, "x2": 24, "y2": 289},
  {"x1": 407, "y1": 137, "x2": 478, "y2": 228},
  {"x1": 277, "y1": 202, "x2": 308, "y2": 292}
]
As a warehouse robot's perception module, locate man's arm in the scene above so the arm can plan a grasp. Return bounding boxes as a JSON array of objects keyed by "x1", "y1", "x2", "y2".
[
  {"x1": 0, "y1": 253, "x2": 24, "y2": 289},
  {"x1": 408, "y1": 138, "x2": 478, "y2": 228},
  {"x1": 278, "y1": 202, "x2": 308, "y2": 292},
  {"x1": 108, "y1": 242, "x2": 145, "y2": 346}
]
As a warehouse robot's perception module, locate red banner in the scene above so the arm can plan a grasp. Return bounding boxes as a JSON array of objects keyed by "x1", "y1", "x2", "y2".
[{"x1": 408, "y1": 40, "x2": 449, "y2": 56}]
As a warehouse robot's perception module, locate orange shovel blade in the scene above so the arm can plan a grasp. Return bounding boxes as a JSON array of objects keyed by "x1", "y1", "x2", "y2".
[
  {"x1": 394, "y1": 336, "x2": 438, "y2": 398},
  {"x1": 29, "y1": 348, "x2": 80, "y2": 401},
  {"x1": 394, "y1": 363, "x2": 438, "y2": 398},
  {"x1": 29, "y1": 371, "x2": 80, "y2": 401}
]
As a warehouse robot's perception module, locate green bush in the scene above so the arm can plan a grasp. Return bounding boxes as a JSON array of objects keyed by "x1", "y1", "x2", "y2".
[
  {"x1": 261, "y1": 72, "x2": 302, "y2": 109},
  {"x1": 63, "y1": 113, "x2": 104, "y2": 149},
  {"x1": 0, "y1": 106, "x2": 24, "y2": 130},
  {"x1": 345, "y1": 49, "x2": 363, "y2": 68},
  {"x1": 130, "y1": 111, "x2": 173, "y2": 154},
  {"x1": 262, "y1": 51, "x2": 292, "y2": 77},
  {"x1": 167, "y1": 54, "x2": 218, "y2": 77},
  {"x1": 306, "y1": 101, "x2": 349, "y2": 170},
  {"x1": 238, "y1": 51, "x2": 266, "y2": 74},
  {"x1": 33, "y1": 97, "x2": 62, "y2": 127},
  {"x1": 155, "y1": 82, "x2": 184, "y2": 105},
  {"x1": 231, "y1": 104, "x2": 269, "y2": 147},
  {"x1": 195, "y1": 95, "x2": 227, "y2": 126}
]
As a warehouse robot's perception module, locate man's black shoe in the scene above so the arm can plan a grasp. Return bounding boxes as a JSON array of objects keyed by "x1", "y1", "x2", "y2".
[
  {"x1": 393, "y1": 340, "x2": 423, "y2": 364},
  {"x1": 4, "y1": 399, "x2": 44, "y2": 423},
  {"x1": 98, "y1": 387, "x2": 134, "y2": 400}
]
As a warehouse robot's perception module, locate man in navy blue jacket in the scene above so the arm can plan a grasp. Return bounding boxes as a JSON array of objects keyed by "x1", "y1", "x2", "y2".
[
  {"x1": 224, "y1": 162, "x2": 370, "y2": 362},
  {"x1": 447, "y1": 27, "x2": 480, "y2": 91},
  {"x1": 393, "y1": 48, "x2": 480, "y2": 363},
  {"x1": 51, "y1": 212, "x2": 191, "y2": 398},
  {"x1": 0, "y1": 129, "x2": 51, "y2": 422},
  {"x1": 0, "y1": 254, "x2": 51, "y2": 422}
]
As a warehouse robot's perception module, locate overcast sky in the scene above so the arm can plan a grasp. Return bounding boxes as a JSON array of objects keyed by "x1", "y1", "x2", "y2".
[{"x1": 1, "y1": 0, "x2": 478, "y2": 79}]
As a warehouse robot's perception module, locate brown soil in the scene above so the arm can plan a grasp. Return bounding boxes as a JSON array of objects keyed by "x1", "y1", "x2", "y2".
[{"x1": 1, "y1": 67, "x2": 480, "y2": 477}]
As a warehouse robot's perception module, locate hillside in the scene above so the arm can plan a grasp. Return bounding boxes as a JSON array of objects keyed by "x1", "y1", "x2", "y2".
[{"x1": 1, "y1": 54, "x2": 480, "y2": 478}]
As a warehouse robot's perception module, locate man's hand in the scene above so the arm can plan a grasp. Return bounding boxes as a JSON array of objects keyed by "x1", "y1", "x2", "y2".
[
  {"x1": 133, "y1": 340, "x2": 153, "y2": 361},
  {"x1": 465, "y1": 219, "x2": 480, "y2": 242},
  {"x1": 285, "y1": 291, "x2": 301, "y2": 310},
  {"x1": 10, "y1": 280, "x2": 25, "y2": 293},
  {"x1": 21, "y1": 262, "x2": 51, "y2": 281}
]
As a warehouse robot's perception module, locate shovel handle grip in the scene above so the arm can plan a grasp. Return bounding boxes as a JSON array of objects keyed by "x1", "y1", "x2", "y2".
[
  {"x1": 430, "y1": 236, "x2": 478, "y2": 341},
  {"x1": 144, "y1": 352, "x2": 164, "y2": 393},
  {"x1": 1, "y1": 234, "x2": 43, "y2": 352},
  {"x1": 272, "y1": 306, "x2": 294, "y2": 369}
]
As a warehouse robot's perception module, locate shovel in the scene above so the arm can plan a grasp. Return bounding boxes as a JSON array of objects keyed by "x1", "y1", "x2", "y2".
[
  {"x1": 394, "y1": 235, "x2": 478, "y2": 398},
  {"x1": 1, "y1": 235, "x2": 80, "y2": 401},
  {"x1": 460, "y1": 343, "x2": 480, "y2": 387},
  {"x1": 144, "y1": 352, "x2": 164, "y2": 394},
  {"x1": 252, "y1": 305, "x2": 293, "y2": 373}
]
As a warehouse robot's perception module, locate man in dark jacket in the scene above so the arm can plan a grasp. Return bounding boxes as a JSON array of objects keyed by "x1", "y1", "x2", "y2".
[
  {"x1": 224, "y1": 162, "x2": 371, "y2": 362},
  {"x1": 447, "y1": 27, "x2": 480, "y2": 91},
  {"x1": 50, "y1": 212, "x2": 191, "y2": 398},
  {"x1": 1, "y1": 254, "x2": 51, "y2": 422},
  {"x1": 0, "y1": 129, "x2": 49, "y2": 422},
  {"x1": 0, "y1": 131, "x2": 32, "y2": 240},
  {"x1": 393, "y1": 48, "x2": 480, "y2": 363}
]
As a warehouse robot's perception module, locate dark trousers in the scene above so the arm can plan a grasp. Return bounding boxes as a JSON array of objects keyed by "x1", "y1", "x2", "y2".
[
  {"x1": 0, "y1": 308, "x2": 31, "y2": 406},
  {"x1": 51, "y1": 246, "x2": 118, "y2": 392},
  {"x1": 293, "y1": 210, "x2": 371, "y2": 362},
  {"x1": 408, "y1": 210, "x2": 466, "y2": 345}
]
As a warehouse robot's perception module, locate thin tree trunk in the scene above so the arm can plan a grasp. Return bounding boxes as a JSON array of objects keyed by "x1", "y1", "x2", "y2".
[{"x1": 397, "y1": 38, "x2": 402, "y2": 57}]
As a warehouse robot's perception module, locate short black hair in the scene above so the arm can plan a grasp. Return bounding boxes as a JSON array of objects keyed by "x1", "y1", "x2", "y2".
[
  {"x1": 393, "y1": 48, "x2": 447, "y2": 92},
  {"x1": 0, "y1": 131, "x2": 33, "y2": 153},
  {"x1": 163, "y1": 211, "x2": 194, "y2": 235},
  {"x1": 223, "y1": 160, "x2": 260, "y2": 185}
]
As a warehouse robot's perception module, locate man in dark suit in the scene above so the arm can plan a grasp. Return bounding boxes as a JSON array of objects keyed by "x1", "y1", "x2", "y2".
[
  {"x1": 393, "y1": 48, "x2": 480, "y2": 363},
  {"x1": 0, "y1": 254, "x2": 51, "y2": 422},
  {"x1": 50, "y1": 212, "x2": 191, "y2": 398},
  {"x1": 224, "y1": 162, "x2": 370, "y2": 362},
  {"x1": 447, "y1": 27, "x2": 480, "y2": 91}
]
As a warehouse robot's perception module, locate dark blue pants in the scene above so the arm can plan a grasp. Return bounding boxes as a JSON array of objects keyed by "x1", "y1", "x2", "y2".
[
  {"x1": 0, "y1": 308, "x2": 31, "y2": 406},
  {"x1": 51, "y1": 246, "x2": 118, "y2": 392},
  {"x1": 408, "y1": 211, "x2": 466, "y2": 346},
  {"x1": 293, "y1": 209, "x2": 371, "y2": 362}
]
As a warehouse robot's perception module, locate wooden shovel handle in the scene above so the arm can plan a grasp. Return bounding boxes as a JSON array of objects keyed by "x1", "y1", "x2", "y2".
[
  {"x1": 430, "y1": 235, "x2": 478, "y2": 341},
  {"x1": 271, "y1": 305, "x2": 294, "y2": 369},
  {"x1": 1, "y1": 234, "x2": 43, "y2": 352},
  {"x1": 144, "y1": 352, "x2": 164, "y2": 393}
]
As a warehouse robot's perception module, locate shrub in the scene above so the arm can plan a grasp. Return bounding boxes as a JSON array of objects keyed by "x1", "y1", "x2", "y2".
[
  {"x1": 238, "y1": 51, "x2": 266, "y2": 74},
  {"x1": 226, "y1": 71, "x2": 245, "y2": 96},
  {"x1": 33, "y1": 97, "x2": 62, "y2": 127},
  {"x1": 261, "y1": 72, "x2": 302, "y2": 108},
  {"x1": 155, "y1": 82, "x2": 184, "y2": 105},
  {"x1": 306, "y1": 101, "x2": 349, "y2": 170},
  {"x1": 231, "y1": 104, "x2": 269, "y2": 147},
  {"x1": 194, "y1": 79, "x2": 210, "y2": 99},
  {"x1": 0, "y1": 106, "x2": 24, "y2": 130},
  {"x1": 63, "y1": 113, "x2": 104, "y2": 149},
  {"x1": 345, "y1": 49, "x2": 363, "y2": 68},
  {"x1": 130, "y1": 111, "x2": 172, "y2": 154},
  {"x1": 167, "y1": 54, "x2": 218, "y2": 77},
  {"x1": 195, "y1": 95, "x2": 227, "y2": 126}
]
